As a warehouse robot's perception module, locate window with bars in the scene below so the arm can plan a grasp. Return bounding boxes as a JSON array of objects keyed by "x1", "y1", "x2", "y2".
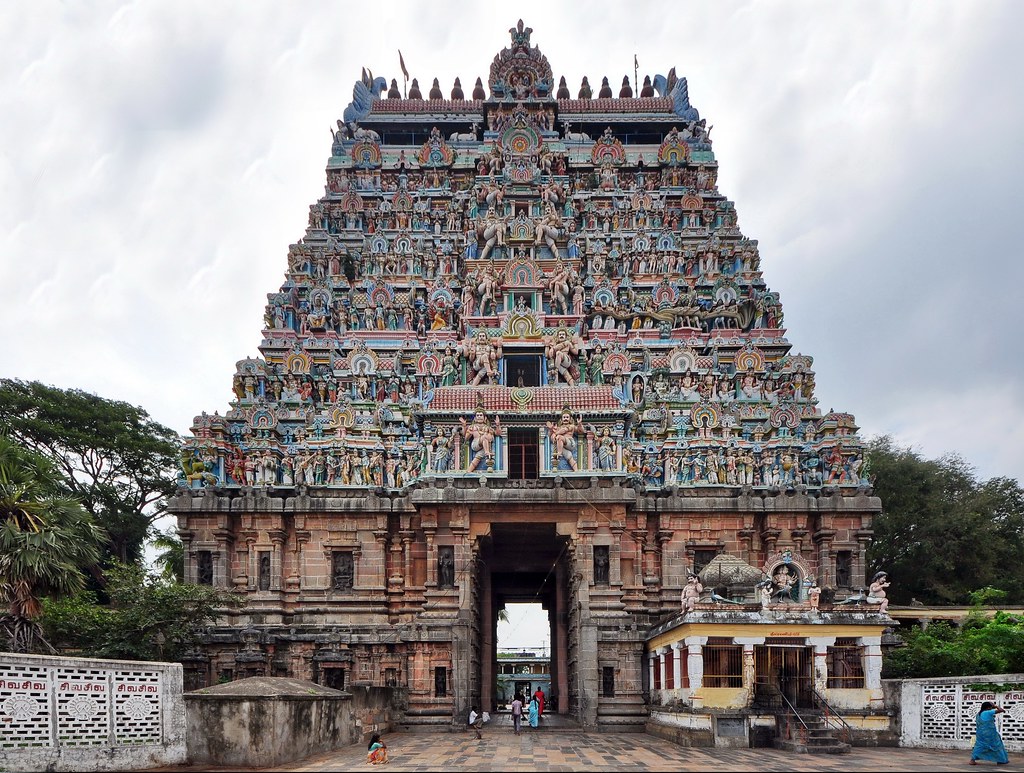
[
  {"x1": 703, "y1": 638, "x2": 743, "y2": 688},
  {"x1": 835, "y1": 551, "x2": 853, "y2": 588},
  {"x1": 508, "y1": 427, "x2": 539, "y2": 479},
  {"x1": 197, "y1": 551, "x2": 213, "y2": 585},
  {"x1": 826, "y1": 638, "x2": 865, "y2": 688},
  {"x1": 665, "y1": 650, "x2": 675, "y2": 689},
  {"x1": 693, "y1": 548, "x2": 719, "y2": 575}
]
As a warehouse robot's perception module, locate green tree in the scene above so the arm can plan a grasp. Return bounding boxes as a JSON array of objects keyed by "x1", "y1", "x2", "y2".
[
  {"x1": 0, "y1": 379, "x2": 180, "y2": 567},
  {"x1": 150, "y1": 527, "x2": 184, "y2": 583},
  {"x1": 0, "y1": 436, "x2": 104, "y2": 652},
  {"x1": 41, "y1": 562, "x2": 233, "y2": 662},
  {"x1": 866, "y1": 436, "x2": 1024, "y2": 605},
  {"x1": 883, "y1": 613, "x2": 1024, "y2": 679}
]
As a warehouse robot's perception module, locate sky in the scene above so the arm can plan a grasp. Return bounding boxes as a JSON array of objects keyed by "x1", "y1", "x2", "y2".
[{"x1": 3, "y1": 2, "x2": 1023, "y2": 645}]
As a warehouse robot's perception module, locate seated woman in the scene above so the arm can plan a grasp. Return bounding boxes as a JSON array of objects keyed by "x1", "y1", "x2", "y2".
[{"x1": 366, "y1": 733, "x2": 388, "y2": 765}]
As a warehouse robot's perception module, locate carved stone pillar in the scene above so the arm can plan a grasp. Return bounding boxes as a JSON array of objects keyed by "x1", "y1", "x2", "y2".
[
  {"x1": 671, "y1": 642, "x2": 684, "y2": 691},
  {"x1": 269, "y1": 529, "x2": 286, "y2": 591},
  {"x1": 425, "y1": 531, "x2": 437, "y2": 587},
  {"x1": 685, "y1": 636, "x2": 707, "y2": 706},
  {"x1": 657, "y1": 529, "x2": 673, "y2": 590},
  {"x1": 401, "y1": 531, "x2": 414, "y2": 587},
  {"x1": 856, "y1": 531, "x2": 873, "y2": 588},
  {"x1": 813, "y1": 529, "x2": 836, "y2": 587},
  {"x1": 809, "y1": 637, "x2": 835, "y2": 695},
  {"x1": 373, "y1": 530, "x2": 389, "y2": 588},
  {"x1": 609, "y1": 525, "x2": 624, "y2": 586},
  {"x1": 862, "y1": 636, "x2": 883, "y2": 698}
]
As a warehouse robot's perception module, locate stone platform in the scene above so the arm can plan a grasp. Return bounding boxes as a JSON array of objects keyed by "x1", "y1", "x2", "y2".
[{"x1": 144, "y1": 730, "x2": 1021, "y2": 772}]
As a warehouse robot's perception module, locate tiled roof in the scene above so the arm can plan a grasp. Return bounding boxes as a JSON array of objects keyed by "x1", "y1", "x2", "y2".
[
  {"x1": 428, "y1": 386, "x2": 621, "y2": 413},
  {"x1": 374, "y1": 99, "x2": 483, "y2": 113},
  {"x1": 368, "y1": 97, "x2": 674, "y2": 116},
  {"x1": 557, "y1": 97, "x2": 674, "y2": 113}
]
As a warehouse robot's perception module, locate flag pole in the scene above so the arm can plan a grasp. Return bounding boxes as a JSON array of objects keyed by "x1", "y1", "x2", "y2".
[
  {"x1": 399, "y1": 49, "x2": 409, "y2": 99},
  {"x1": 633, "y1": 54, "x2": 638, "y2": 97}
]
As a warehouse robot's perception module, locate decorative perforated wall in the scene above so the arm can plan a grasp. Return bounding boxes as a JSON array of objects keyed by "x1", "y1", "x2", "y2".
[
  {"x1": 1, "y1": 662, "x2": 163, "y2": 749},
  {"x1": 920, "y1": 683, "x2": 1024, "y2": 746}
]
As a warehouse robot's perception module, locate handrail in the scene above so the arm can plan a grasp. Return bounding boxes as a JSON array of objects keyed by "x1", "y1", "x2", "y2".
[
  {"x1": 812, "y1": 687, "x2": 854, "y2": 743},
  {"x1": 777, "y1": 689, "x2": 809, "y2": 743}
]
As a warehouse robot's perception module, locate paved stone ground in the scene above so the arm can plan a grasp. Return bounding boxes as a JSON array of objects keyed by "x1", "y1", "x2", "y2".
[{"x1": 150, "y1": 730, "x2": 1023, "y2": 772}]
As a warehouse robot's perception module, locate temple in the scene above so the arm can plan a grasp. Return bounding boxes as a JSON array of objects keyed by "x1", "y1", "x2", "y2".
[{"x1": 171, "y1": 21, "x2": 892, "y2": 746}]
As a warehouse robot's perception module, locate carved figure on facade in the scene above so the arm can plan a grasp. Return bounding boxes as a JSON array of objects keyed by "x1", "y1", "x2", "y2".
[
  {"x1": 682, "y1": 572, "x2": 703, "y2": 612},
  {"x1": 546, "y1": 409, "x2": 583, "y2": 471},
  {"x1": 460, "y1": 408, "x2": 501, "y2": 472},
  {"x1": 866, "y1": 571, "x2": 891, "y2": 613},
  {"x1": 544, "y1": 326, "x2": 581, "y2": 386},
  {"x1": 458, "y1": 329, "x2": 503, "y2": 386}
]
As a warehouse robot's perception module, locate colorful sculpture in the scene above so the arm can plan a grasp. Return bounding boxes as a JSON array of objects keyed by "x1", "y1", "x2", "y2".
[{"x1": 180, "y1": 21, "x2": 869, "y2": 492}]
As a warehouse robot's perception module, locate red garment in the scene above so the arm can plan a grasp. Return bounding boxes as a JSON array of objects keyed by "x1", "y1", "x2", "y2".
[{"x1": 533, "y1": 689, "x2": 545, "y2": 716}]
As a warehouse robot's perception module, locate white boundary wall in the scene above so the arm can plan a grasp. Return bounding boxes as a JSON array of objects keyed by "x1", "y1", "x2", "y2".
[
  {"x1": 0, "y1": 652, "x2": 186, "y2": 772},
  {"x1": 897, "y1": 673, "x2": 1024, "y2": 751}
]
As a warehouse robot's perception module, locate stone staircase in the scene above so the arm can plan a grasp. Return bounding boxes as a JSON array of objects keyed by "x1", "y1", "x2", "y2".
[{"x1": 774, "y1": 712, "x2": 851, "y2": 755}]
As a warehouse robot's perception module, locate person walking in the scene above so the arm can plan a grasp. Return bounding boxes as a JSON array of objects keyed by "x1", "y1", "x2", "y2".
[
  {"x1": 468, "y1": 705, "x2": 483, "y2": 740},
  {"x1": 970, "y1": 701, "x2": 1009, "y2": 765},
  {"x1": 528, "y1": 694, "x2": 540, "y2": 729},
  {"x1": 533, "y1": 687, "x2": 545, "y2": 718},
  {"x1": 510, "y1": 693, "x2": 523, "y2": 736}
]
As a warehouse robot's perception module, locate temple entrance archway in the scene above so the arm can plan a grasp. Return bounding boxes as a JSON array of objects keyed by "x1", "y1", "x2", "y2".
[{"x1": 476, "y1": 521, "x2": 575, "y2": 718}]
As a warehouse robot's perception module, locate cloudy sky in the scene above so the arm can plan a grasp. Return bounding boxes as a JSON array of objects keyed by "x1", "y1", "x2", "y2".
[{"x1": 3, "y1": 3, "x2": 1022, "y2": 496}]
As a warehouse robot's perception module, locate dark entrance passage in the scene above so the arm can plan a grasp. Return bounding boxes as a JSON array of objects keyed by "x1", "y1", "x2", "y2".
[
  {"x1": 754, "y1": 643, "x2": 813, "y2": 708},
  {"x1": 476, "y1": 522, "x2": 572, "y2": 717}
]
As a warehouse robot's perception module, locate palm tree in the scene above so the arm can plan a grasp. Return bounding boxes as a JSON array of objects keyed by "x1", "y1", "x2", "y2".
[
  {"x1": 150, "y1": 527, "x2": 184, "y2": 582},
  {"x1": 0, "y1": 436, "x2": 104, "y2": 652}
]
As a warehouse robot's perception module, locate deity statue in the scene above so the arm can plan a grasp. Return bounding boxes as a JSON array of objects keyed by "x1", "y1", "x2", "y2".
[
  {"x1": 478, "y1": 211, "x2": 506, "y2": 262},
  {"x1": 772, "y1": 565, "x2": 800, "y2": 602},
  {"x1": 545, "y1": 257, "x2": 573, "y2": 315},
  {"x1": 593, "y1": 426, "x2": 617, "y2": 471},
  {"x1": 460, "y1": 409, "x2": 501, "y2": 472},
  {"x1": 866, "y1": 571, "x2": 890, "y2": 613},
  {"x1": 682, "y1": 572, "x2": 703, "y2": 612},
  {"x1": 587, "y1": 344, "x2": 606, "y2": 386},
  {"x1": 431, "y1": 428, "x2": 455, "y2": 473},
  {"x1": 474, "y1": 261, "x2": 502, "y2": 315},
  {"x1": 546, "y1": 409, "x2": 583, "y2": 471},
  {"x1": 534, "y1": 202, "x2": 562, "y2": 257},
  {"x1": 458, "y1": 329, "x2": 503, "y2": 386},
  {"x1": 544, "y1": 326, "x2": 581, "y2": 386}
]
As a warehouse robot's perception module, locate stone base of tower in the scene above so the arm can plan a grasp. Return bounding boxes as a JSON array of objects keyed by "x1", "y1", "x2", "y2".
[{"x1": 170, "y1": 478, "x2": 884, "y2": 732}]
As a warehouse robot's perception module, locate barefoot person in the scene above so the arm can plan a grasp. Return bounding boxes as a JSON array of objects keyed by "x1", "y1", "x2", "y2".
[
  {"x1": 366, "y1": 733, "x2": 388, "y2": 764},
  {"x1": 970, "y1": 701, "x2": 1009, "y2": 766},
  {"x1": 510, "y1": 693, "x2": 524, "y2": 736},
  {"x1": 468, "y1": 705, "x2": 483, "y2": 740}
]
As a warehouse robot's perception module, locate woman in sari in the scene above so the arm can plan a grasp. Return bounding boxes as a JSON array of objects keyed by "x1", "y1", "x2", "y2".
[
  {"x1": 367, "y1": 733, "x2": 388, "y2": 765},
  {"x1": 970, "y1": 701, "x2": 1008, "y2": 765},
  {"x1": 528, "y1": 695, "x2": 540, "y2": 729}
]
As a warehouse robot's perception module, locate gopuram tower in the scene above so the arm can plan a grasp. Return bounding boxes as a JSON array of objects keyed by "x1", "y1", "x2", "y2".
[{"x1": 173, "y1": 22, "x2": 889, "y2": 738}]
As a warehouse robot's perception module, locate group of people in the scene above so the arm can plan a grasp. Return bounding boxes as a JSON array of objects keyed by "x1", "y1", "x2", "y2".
[
  {"x1": 466, "y1": 689, "x2": 547, "y2": 739},
  {"x1": 508, "y1": 689, "x2": 545, "y2": 735},
  {"x1": 368, "y1": 696, "x2": 1011, "y2": 766}
]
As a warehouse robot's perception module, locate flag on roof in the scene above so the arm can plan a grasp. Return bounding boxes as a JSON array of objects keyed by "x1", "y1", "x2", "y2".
[{"x1": 399, "y1": 50, "x2": 409, "y2": 81}]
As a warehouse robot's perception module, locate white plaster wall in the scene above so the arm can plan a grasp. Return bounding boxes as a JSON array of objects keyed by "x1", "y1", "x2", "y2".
[
  {"x1": 896, "y1": 674, "x2": 1024, "y2": 752},
  {"x1": 0, "y1": 652, "x2": 187, "y2": 773}
]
